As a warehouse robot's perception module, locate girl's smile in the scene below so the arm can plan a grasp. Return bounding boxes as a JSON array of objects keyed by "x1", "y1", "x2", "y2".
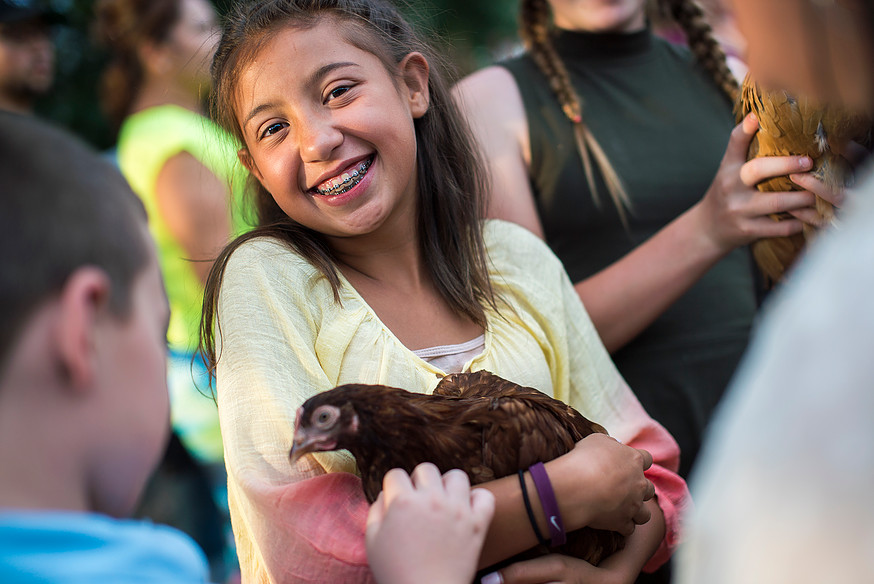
[
  {"x1": 312, "y1": 155, "x2": 373, "y2": 197},
  {"x1": 234, "y1": 19, "x2": 430, "y2": 241}
]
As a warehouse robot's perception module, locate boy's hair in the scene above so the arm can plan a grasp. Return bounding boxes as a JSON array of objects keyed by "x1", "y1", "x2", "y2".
[
  {"x1": 199, "y1": 0, "x2": 496, "y2": 378},
  {"x1": 0, "y1": 112, "x2": 149, "y2": 373}
]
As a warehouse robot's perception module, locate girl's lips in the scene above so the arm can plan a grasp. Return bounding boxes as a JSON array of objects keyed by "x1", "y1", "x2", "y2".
[{"x1": 313, "y1": 156, "x2": 374, "y2": 196}]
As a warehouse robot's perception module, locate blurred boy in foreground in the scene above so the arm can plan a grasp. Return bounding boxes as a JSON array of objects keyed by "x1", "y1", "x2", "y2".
[
  {"x1": 0, "y1": 111, "x2": 210, "y2": 582},
  {"x1": 676, "y1": 1, "x2": 874, "y2": 582}
]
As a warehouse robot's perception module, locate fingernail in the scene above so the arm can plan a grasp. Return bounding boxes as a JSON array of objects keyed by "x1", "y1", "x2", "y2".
[
  {"x1": 747, "y1": 113, "x2": 757, "y2": 124},
  {"x1": 481, "y1": 572, "x2": 503, "y2": 584},
  {"x1": 799, "y1": 156, "x2": 812, "y2": 169}
]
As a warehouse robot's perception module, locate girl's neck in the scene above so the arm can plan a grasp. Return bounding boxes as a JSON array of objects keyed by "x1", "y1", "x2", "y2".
[
  {"x1": 129, "y1": 79, "x2": 204, "y2": 116},
  {"x1": 331, "y1": 223, "x2": 425, "y2": 290}
]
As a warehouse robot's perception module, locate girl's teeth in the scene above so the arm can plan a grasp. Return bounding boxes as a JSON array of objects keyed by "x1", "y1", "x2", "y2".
[{"x1": 316, "y1": 158, "x2": 372, "y2": 196}]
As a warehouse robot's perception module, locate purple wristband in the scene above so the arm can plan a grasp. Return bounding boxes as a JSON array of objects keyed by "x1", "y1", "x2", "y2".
[{"x1": 529, "y1": 462, "x2": 566, "y2": 547}]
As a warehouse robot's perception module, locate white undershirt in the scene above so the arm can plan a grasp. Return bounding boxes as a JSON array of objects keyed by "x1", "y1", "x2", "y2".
[{"x1": 413, "y1": 334, "x2": 486, "y2": 374}]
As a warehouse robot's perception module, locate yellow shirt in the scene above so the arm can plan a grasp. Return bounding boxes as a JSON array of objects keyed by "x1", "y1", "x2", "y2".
[
  {"x1": 117, "y1": 104, "x2": 250, "y2": 352},
  {"x1": 215, "y1": 220, "x2": 683, "y2": 583}
]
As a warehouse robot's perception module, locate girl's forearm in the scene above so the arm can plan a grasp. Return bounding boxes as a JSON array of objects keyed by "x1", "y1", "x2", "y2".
[{"x1": 575, "y1": 203, "x2": 729, "y2": 352}]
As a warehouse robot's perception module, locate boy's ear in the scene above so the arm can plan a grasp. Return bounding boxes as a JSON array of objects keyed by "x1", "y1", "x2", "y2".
[
  {"x1": 54, "y1": 267, "x2": 112, "y2": 391},
  {"x1": 238, "y1": 148, "x2": 263, "y2": 182},
  {"x1": 399, "y1": 52, "x2": 430, "y2": 119}
]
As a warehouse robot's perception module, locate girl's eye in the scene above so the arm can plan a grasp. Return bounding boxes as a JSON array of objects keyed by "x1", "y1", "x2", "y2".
[
  {"x1": 327, "y1": 86, "x2": 350, "y2": 101},
  {"x1": 260, "y1": 121, "x2": 287, "y2": 139}
]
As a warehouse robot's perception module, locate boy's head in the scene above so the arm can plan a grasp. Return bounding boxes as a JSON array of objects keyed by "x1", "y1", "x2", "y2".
[
  {"x1": 731, "y1": 0, "x2": 874, "y2": 112},
  {"x1": 0, "y1": 111, "x2": 171, "y2": 517}
]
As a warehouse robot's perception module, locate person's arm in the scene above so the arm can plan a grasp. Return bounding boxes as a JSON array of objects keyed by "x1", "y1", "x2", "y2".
[
  {"x1": 155, "y1": 151, "x2": 232, "y2": 285},
  {"x1": 453, "y1": 68, "x2": 839, "y2": 353},
  {"x1": 477, "y1": 434, "x2": 655, "y2": 569}
]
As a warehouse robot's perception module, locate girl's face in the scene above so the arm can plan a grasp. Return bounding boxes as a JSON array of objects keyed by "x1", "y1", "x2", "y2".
[
  {"x1": 235, "y1": 20, "x2": 430, "y2": 242},
  {"x1": 163, "y1": 0, "x2": 220, "y2": 90},
  {"x1": 548, "y1": 0, "x2": 647, "y2": 33}
]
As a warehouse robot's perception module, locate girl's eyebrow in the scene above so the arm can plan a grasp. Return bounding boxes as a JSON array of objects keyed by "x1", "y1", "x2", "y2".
[{"x1": 242, "y1": 61, "x2": 360, "y2": 127}]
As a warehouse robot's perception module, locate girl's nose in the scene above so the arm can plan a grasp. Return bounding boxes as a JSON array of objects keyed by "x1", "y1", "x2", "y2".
[{"x1": 298, "y1": 114, "x2": 343, "y2": 163}]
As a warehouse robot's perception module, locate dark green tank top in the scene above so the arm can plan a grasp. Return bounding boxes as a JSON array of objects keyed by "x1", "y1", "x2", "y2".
[{"x1": 502, "y1": 29, "x2": 756, "y2": 478}]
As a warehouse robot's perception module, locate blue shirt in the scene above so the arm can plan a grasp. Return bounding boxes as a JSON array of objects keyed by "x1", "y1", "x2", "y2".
[{"x1": 0, "y1": 510, "x2": 210, "y2": 583}]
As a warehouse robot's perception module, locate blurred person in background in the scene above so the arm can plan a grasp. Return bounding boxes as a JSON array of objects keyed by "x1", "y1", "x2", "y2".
[
  {"x1": 675, "y1": 0, "x2": 874, "y2": 581},
  {"x1": 0, "y1": 0, "x2": 54, "y2": 114},
  {"x1": 94, "y1": 0, "x2": 252, "y2": 580}
]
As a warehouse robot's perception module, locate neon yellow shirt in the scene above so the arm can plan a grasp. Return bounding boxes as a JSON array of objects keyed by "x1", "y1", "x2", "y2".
[
  {"x1": 214, "y1": 220, "x2": 686, "y2": 583},
  {"x1": 117, "y1": 104, "x2": 250, "y2": 352}
]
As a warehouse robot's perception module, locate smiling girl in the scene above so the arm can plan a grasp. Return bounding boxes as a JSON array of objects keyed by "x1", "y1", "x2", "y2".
[{"x1": 199, "y1": 1, "x2": 688, "y2": 582}]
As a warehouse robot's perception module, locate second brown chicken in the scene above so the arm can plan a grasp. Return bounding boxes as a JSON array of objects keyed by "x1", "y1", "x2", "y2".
[{"x1": 737, "y1": 74, "x2": 871, "y2": 284}]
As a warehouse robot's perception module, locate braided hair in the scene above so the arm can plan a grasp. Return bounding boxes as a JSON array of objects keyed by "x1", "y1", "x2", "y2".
[
  {"x1": 519, "y1": 0, "x2": 737, "y2": 223},
  {"x1": 659, "y1": 0, "x2": 739, "y2": 101}
]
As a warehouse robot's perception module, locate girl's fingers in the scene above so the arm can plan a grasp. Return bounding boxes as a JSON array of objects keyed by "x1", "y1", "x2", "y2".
[
  {"x1": 723, "y1": 114, "x2": 760, "y2": 162},
  {"x1": 633, "y1": 502, "x2": 652, "y2": 526},
  {"x1": 470, "y1": 487, "x2": 496, "y2": 523},
  {"x1": 790, "y1": 172, "x2": 845, "y2": 207},
  {"x1": 747, "y1": 216, "x2": 805, "y2": 238},
  {"x1": 740, "y1": 154, "x2": 812, "y2": 187},
  {"x1": 409, "y1": 461, "x2": 443, "y2": 490},
  {"x1": 381, "y1": 467, "x2": 415, "y2": 506},
  {"x1": 636, "y1": 448, "x2": 653, "y2": 471},
  {"x1": 749, "y1": 189, "x2": 816, "y2": 215},
  {"x1": 786, "y1": 207, "x2": 829, "y2": 226},
  {"x1": 442, "y1": 467, "x2": 471, "y2": 498},
  {"x1": 366, "y1": 491, "x2": 386, "y2": 531}
]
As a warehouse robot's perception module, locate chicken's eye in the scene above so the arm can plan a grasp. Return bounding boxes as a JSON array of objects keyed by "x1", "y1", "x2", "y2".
[{"x1": 313, "y1": 406, "x2": 337, "y2": 428}]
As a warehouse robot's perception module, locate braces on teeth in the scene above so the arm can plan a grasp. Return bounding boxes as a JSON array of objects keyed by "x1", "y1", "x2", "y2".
[{"x1": 316, "y1": 158, "x2": 372, "y2": 196}]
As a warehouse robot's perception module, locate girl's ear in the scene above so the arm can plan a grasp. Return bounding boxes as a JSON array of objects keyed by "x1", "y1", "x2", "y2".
[
  {"x1": 54, "y1": 267, "x2": 112, "y2": 391},
  {"x1": 238, "y1": 148, "x2": 264, "y2": 182},
  {"x1": 399, "y1": 52, "x2": 430, "y2": 119}
]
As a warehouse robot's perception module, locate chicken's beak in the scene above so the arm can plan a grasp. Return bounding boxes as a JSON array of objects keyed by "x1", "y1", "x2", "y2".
[
  {"x1": 289, "y1": 429, "x2": 338, "y2": 464},
  {"x1": 289, "y1": 430, "x2": 318, "y2": 464}
]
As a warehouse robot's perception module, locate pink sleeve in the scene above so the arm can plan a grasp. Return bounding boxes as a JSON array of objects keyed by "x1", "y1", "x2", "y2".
[
  {"x1": 236, "y1": 471, "x2": 376, "y2": 583},
  {"x1": 622, "y1": 414, "x2": 690, "y2": 573}
]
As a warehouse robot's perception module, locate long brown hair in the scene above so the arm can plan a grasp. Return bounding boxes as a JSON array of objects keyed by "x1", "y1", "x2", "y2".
[
  {"x1": 93, "y1": 0, "x2": 182, "y2": 128},
  {"x1": 199, "y1": 0, "x2": 495, "y2": 379},
  {"x1": 519, "y1": 0, "x2": 738, "y2": 225}
]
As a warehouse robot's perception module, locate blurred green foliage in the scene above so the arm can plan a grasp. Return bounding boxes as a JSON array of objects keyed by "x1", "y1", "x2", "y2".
[{"x1": 35, "y1": 0, "x2": 520, "y2": 149}]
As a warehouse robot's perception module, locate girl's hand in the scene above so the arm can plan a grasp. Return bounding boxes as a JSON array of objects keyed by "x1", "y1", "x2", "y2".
[
  {"x1": 366, "y1": 463, "x2": 495, "y2": 584},
  {"x1": 694, "y1": 113, "x2": 820, "y2": 253},
  {"x1": 788, "y1": 171, "x2": 847, "y2": 225},
  {"x1": 551, "y1": 434, "x2": 655, "y2": 536},
  {"x1": 482, "y1": 553, "x2": 634, "y2": 584}
]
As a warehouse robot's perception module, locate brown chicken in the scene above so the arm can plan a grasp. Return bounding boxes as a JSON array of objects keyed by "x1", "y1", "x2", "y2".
[
  {"x1": 290, "y1": 370, "x2": 624, "y2": 566},
  {"x1": 736, "y1": 74, "x2": 871, "y2": 284}
]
